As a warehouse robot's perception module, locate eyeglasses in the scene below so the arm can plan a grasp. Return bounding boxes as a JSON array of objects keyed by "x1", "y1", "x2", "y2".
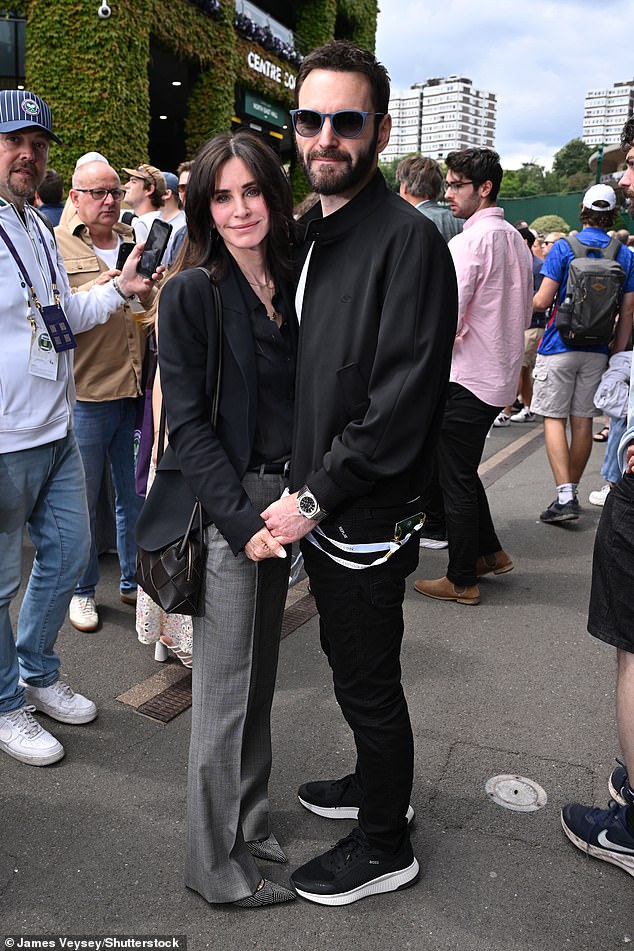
[
  {"x1": 74, "y1": 187, "x2": 125, "y2": 202},
  {"x1": 177, "y1": 184, "x2": 187, "y2": 194},
  {"x1": 444, "y1": 180, "x2": 475, "y2": 192},
  {"x1": 289, "y1": 109, "x2": 384, "y2": 139}
]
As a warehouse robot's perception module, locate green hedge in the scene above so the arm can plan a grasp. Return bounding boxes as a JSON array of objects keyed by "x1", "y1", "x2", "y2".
[{"x1": 24, "y1": 0, "x2": 377, "y2": 195}]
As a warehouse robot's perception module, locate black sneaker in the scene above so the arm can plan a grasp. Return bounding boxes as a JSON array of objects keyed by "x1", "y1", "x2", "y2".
[
  {"x1": 561, "y1": 801, "x2": 634, "y2": 878},
  {"x1": 608, "y1": 759, "x2": 634, "y2": 807},
  {"x1": 298, "y1": 773, "x2": 415, "y2": 823},
  {"x1": 290, "y1": 827, "x2": 419, "y2": 905},
  {"x1": 540, "y1": 498, "x2": 579, "y2": 523}
]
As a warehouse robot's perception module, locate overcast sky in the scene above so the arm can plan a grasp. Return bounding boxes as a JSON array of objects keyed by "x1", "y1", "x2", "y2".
[{"x1": 374, "y1": 0, "x2": 632, "y2": 170}]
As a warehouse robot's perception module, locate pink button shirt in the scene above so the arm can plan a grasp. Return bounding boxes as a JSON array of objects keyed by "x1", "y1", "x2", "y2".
[{"x1": 448, "y1": 207, "x2": 533, "y2": 407}]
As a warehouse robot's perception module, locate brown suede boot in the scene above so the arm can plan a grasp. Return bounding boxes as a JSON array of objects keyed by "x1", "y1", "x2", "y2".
[
  {"x1": 413, "y1": 576, "x2": 480, "y2": 605},
  {"x1": 475, "y1": 549, "x2": 514, "y2": 577}
]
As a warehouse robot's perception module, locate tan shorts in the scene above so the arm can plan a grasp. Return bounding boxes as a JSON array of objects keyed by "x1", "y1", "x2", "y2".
[
  {"x1": 522, "y1": 327, "x2": 543, "y2": 370},
  {"x1": 531, "y1": 350, "x2": 607, "y2": 418}
]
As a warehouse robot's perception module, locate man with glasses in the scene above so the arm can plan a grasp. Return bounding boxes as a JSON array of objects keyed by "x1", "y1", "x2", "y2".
[
  {"x1": 0, "y1": 91, "x2": 160, "y2": 767},
  {"x1": 414, "y1": 148, "x2": 533, "y2": 606},
  {"x1": 263, "y1": 40, "x2": 457, "y2": 905},
  {"x1": 121, "y1": 163, "x2": 166, "y2": 243},
  {"x1": 56, "y1": 158, "x2": 148, "y2": 632}
]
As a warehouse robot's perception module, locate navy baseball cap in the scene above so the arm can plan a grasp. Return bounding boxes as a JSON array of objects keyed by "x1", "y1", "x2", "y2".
[
  {"x1": 0, "y1": 89, "x2": 61, "y2": 144},
  {"x1": 162, "y1": 171, "x2": 179, "y2": 193}
]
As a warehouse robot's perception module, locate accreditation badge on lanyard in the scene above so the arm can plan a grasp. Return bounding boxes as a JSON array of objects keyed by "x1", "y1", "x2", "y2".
[{"x1": 0, "y1": 215, "x2": 76, "y2": 379}]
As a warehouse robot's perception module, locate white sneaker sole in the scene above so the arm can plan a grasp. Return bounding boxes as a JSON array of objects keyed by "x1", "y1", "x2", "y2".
[
  {"x1": 24, "y1": 694, "x2": 97, "y2": 725},
  {"x1": 293, "y1": 857, "x2": 420, "y2": 906},
  {"x1": 0, "y1": 736, "x2": 65, "y2": 766},
  {"x1": 419, "y1": 539, "x2": 448, "y2": 549},
  {"x1": 297, "y1": 795, "x2": 415, "y2": 824},
  {"x1": 560, "y1": 812, "x2": 634, "y2": 878}
]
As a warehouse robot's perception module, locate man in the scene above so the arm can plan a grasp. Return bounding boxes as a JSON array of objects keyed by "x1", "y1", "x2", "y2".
[
  {"x1": 34, "y1": 167, "x2": 64, "y2": 226},
  {"x1": 121, "y1": 163, "x2": 166, "y2": 243},
  {"x1": 158, "y1": 170, "x2": 186, "y2": 265},
  {"x1": 56, "y1": 159, "x2": 147, "y2": 632},
  {"x1": 413, "y1": 148, "x2": 533, "y2": 606},
  {"x1": 166, "y1": 160, "x2": 192, "y2": 267},
  {"x1": 0, "y1": 89, "x2": 158, "y2": 766},
  {"x1": 263, "y1": 40, "x2": 458, "y2": 905},
  {"x1": 532, "y1": 185, "x2": 634, "y2": 523},
  {"x1": 396, "y1": 155, "x2": 462, "y2": 242},
  {"x1": 560, "y1": 117, "x2": 634, "y2": 876}
]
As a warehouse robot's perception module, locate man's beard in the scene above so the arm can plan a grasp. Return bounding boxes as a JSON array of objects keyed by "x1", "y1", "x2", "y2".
[
  {"x1": 2, "y1": 166, "x2": 39, "y2": 205},
  {"x1": 297, "y1": 135, "x2": 377, "y2": 197}
]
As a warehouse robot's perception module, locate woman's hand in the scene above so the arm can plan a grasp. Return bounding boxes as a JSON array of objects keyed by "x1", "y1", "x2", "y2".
[{"x1": 244, "y1": 526, "x2": 288, "y2": 562}]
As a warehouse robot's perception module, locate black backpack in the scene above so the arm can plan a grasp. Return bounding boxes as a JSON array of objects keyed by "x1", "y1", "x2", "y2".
[{"x1": 555, "y1": 235, "x2": 625, "y2": 346}]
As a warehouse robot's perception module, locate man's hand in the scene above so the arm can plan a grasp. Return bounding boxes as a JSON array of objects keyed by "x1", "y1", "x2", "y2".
[
  {"x1": 95, "y1": 268, "x2": 118, "y2": 286},
  {"x1": 117, "y1": 242, "x2": 165, "y2": 300},
  {"x1": 262, "y1": 493, "x2": 317, "y2": 545},
  {"x1": 244, "y1": 526, "x2": 287, "y2": 562},
  {"x1": 626, "y1": 443, "x2": 634, "y2": 474}
]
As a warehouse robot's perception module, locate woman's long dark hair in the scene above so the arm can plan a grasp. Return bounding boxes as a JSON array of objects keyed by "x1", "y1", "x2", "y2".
[{"x1": 173, "y1": 130, "x2": 294, "y2": 283}]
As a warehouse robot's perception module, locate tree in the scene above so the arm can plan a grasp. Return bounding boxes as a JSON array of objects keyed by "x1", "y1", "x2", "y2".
[
  {"x1": 530, "y1": 214, "x2": 570, "y2": 235},
  {"x1": 552, "y1": 138, "x2": 593, "y2": 179}
]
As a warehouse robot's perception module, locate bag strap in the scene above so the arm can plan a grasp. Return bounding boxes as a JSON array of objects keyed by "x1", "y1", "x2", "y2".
[
  {"x1": 156, "y1": 268, "x2": 223, "y2": 465},
  {"x1": 565, "y1": 233, "x2": 621, "y2": 261}
]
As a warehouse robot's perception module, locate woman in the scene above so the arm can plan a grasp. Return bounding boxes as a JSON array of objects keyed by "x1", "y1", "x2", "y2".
[{"x1": 153, "y1": 132, "x2": 297, "y2": 907}]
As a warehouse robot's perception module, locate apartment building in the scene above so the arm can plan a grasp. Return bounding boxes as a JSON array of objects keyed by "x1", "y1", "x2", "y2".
[
  {"x1": 583, "y1": 80, "x2": 634, "y2": 147},
  {"x1": 382, "y1": 75, "x2": 497, "y2": 163}
]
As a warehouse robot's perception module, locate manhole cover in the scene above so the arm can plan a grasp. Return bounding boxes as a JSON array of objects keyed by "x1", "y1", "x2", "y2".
[{"x1": 485, "y1": 774, "x2": 547, "y2": 812}]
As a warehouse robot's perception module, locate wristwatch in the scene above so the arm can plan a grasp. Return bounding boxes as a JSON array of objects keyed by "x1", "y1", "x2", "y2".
[{"x1": 297, "y1": 485, "x2": 328, "y2": 522}]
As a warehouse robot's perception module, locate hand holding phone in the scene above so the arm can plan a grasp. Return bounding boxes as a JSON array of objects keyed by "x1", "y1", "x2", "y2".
[{"x1": 137, "y1": 218, "x2": 172, "y2": 278}]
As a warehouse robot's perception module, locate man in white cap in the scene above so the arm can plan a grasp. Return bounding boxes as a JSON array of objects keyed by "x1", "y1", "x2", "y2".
[
  {"x1": 532, "y1": 183, "x2": 634, "y2": 523},
  {"x1": 0, "y1": 89, "x2": 160, "y2": 767}
]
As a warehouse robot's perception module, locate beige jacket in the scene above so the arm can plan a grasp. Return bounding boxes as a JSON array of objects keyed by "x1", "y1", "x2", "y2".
[{"x1": 55, "y1": 210, "x2": 146, "y2": 401}]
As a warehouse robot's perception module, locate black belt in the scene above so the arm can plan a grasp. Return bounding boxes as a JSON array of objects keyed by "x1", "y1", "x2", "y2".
[{"x1": 248, "y1": 460, "x2": 290, "y2": 476}]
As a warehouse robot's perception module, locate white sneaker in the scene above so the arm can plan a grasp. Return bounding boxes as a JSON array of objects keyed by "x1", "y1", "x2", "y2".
[
  {"x1": 69, "y1": 595, "x2": 99, "y2": 632},
  {"x1": 0, "y1": 705, "x2": 64, "y2": 765},
  {"x1": 493, "y1": 412, "x2": 511, "y2": 428},
  {"x1": 20, "y1": 679, "x2": 97, "y2": 725},
  {"x1": 589, "y1": 484, "x2": 611, "y2": 507},
  {"x1": 510, "y1": 406, "x2": 535, "y2": 422}
]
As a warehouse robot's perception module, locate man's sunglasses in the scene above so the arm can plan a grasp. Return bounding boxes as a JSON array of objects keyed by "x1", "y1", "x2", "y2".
[{"x1": 289, "y1": 109, "x2": 384, "y2": 139}]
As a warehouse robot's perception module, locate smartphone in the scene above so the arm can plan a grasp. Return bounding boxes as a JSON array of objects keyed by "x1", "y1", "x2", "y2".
[
  {"x1": 137, "y1": 218, "x2": 172, "y2": 278},
  {"x1": 115, "y1": 241, "x2": 135, "y2": 271}
]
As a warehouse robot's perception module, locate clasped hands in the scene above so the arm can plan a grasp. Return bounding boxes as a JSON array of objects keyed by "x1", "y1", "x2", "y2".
[{"x1": 244, "y1": 492, "x2": 318, "y2": 562}]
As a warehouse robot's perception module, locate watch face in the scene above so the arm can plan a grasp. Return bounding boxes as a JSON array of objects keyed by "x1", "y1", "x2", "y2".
[{"x1": 299, "y1": 493, "x2": 317, "y2": 517}]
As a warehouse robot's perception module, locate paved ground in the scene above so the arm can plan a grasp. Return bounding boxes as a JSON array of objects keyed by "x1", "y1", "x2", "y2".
[{"x1": 2, "y1": 419, "x2": 632, "y2": 951}]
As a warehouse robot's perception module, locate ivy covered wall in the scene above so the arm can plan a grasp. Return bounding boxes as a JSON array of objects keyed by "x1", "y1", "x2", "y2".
[{"x1": 23, "y1": 0, "x2": 377, "y2": 189}]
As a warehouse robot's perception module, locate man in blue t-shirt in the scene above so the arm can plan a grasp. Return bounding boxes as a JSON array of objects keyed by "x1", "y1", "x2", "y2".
[{"x1": 531, "y1": 184, "x2": 634, "y2": 523}]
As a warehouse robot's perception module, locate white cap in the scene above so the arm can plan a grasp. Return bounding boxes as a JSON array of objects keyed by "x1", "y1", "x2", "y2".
[
  {"x1": 583, "y1": 183, "x2": 616, "y2": 211},
  {"x1": 74, "y1": 151, "x2": 109, "y2": 170}
]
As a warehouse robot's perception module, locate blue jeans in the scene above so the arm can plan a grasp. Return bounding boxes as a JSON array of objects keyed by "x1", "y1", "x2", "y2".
[
  {"x1": 601, "y1": 416, "x2": 627, "y2": 484},
  {"x1": 0, "y1": 433, "x2": 90, "y2": 713},
  {"x1": 73, "y1": 399, "x2": 142, "y2": 597}
]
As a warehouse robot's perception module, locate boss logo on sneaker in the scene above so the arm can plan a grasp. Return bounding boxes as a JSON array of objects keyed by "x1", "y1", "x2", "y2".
[{"x1": 369, "y1": 859, "x2": 379, "y2": 864}]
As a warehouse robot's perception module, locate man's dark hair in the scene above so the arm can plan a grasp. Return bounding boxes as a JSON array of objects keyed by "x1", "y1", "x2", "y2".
[
  {"x1": 621, "y1": 116, "x2": 634, "y2": 151},
  {"x1": 445, "y1": 147, "x2": 503, "y2": 201},
  {"x1": 396, "y1": 156, "x2": 442, "y2": 201},
  {"x1": 177, "y1": 160, "x2": 193, "y2": 177},
  {"x1": 146, "y1": 182, "x2": 163, "y2": 210},
  {"x1": 37, "y1": 168, "x2": 63, "y2": 205},
  {"x1": 296, "y1": 40, "x2": 391, "y2": 115}
]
